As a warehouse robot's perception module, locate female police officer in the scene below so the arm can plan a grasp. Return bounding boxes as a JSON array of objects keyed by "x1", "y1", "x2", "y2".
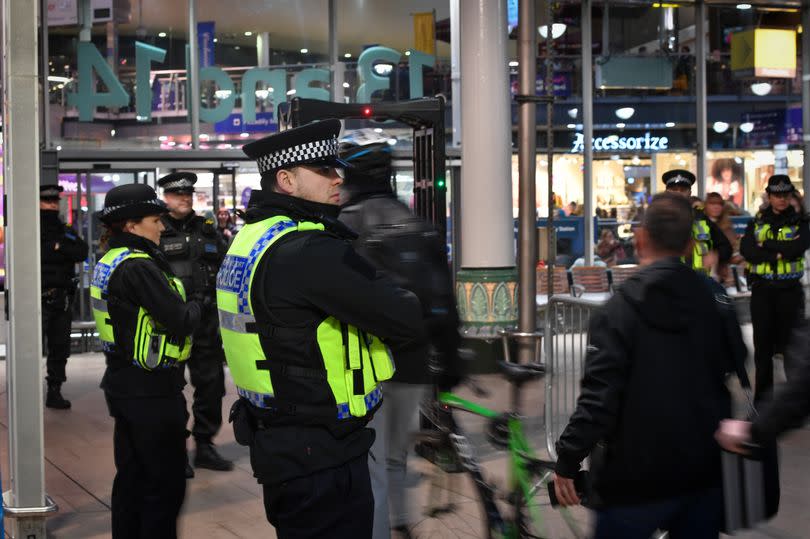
[{"x1": 92, "y1": 184, "x2": 203, "y2": 538}]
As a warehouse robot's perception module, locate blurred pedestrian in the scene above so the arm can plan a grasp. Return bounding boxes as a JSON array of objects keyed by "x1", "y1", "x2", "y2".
[
  {"x1": 704, "y1": 192, "x2": 741, "y2": 282},
  {"x1": 40, "y1": 185, "x2": 88, "y2": 409},
  {"x1": 553, "y1": 192, "x2": 743, "y2": 539},
  {"x1": 216, "y1": 208, "x2": 237, "y2": 244},
  {"x1": 92, "y1": 184, "x2": 203, "y2": 538},
  {"x1": 596, "y1": 229, "x2": 626, "y2": 267},
  {"x1": 740, "y1": 175, "x2": 809, "y2": 403}
]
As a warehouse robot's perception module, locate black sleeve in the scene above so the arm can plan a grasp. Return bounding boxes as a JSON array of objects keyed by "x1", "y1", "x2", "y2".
[
  {"x1": 57, "y1": 226, "x2": 90, "y2": 263},
  {"x1": 278, "y1": 233, "x2": 425, "y2": 351},
  {"x1": 762, "y1": 220, "x2": 810, "y2": 260},
  {"x1": 740, "y1": 221, "x2": 777, "y2": 265},
  {"x1": 708, "y1": 218, "x2": 732, "y2": 264},
  {"x1": 118, "y1": 259, "x2": 202, "y2": 337},
  {"x1": 751, "y1": 322, "x2": 810, "y2": 444},
  {"x1": 554, "y1": 303, "x2": 633, "y2": 478}
]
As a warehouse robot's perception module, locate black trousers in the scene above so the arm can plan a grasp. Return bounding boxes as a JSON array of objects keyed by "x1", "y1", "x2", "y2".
[
  {"x1": 263, "y1": 455, "x2": 374, "y2": 539},
  {"x1": 751, "y1": 281, "x2": 805, "y2": 403},
  {"x1": 185, "y1": 303, "x2": 226, "y2": 443},
  {"x1": 107, "y1": 392, "x2": 187, "y2": 539},
  {"x1": 42, "y1": 289, "x2": 73, "y2": 385}
]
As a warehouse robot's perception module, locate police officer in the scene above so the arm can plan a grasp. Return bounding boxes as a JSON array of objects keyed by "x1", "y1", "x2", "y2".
[
  {"x1": 662, "y1": 169, "x2": 732, "y2": 275},
  {"x1": 40, "y1": 184, "x2": 88, "y2": 409},
  {"x1": 740, "y1": 174, "x2": 810, "y2": 403},
  {"x1": 157, "y1": 172, "x2": 233, "y2": 473},
  {"x1": 218, "y1": 119, "x2": 424, "y2": 538},
  {"x1": 92, "y1": 184, "x2": 202, "y2": 538}
]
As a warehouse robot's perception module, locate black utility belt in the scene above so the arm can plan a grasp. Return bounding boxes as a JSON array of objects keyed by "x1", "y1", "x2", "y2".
[{"x1": 42, "y1": 288, "x2": 70, "y2": 298}]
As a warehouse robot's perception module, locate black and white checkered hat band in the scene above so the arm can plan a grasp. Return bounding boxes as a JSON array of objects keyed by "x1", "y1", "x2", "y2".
[
  {"x1": 769, "y1": 182, "x2": 793, "y2": 193},
  {"x1": 41, "y1": 188, "x2": 61, "y2": 198},
  {"x1": 100, "y1": 198, "x2": 165, "y2": 218},
  {"x1": 256, "y1": 137, "x2": 339, "y2": 174},
  {"x1": 161, "y1": 179, "x2": 194, "y2": 191},
  {"x1": 666, "y1": 175, "x2": 691, "y2": 185}
]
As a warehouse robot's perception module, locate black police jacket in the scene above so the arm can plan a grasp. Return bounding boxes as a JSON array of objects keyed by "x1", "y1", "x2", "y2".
[
  {"x1": 100, "y1": 233, "x2": 202, "y2": 398},
  {"x1": 159, "y1": 212, "x2": 226, "y2": 297},
  {"x1": 242, "y1": 191, "x2": 424, "y2": 484},
  {"x1": 740, "y1": 206, "x2": 810, "y2": 288},
  {"x1": 555, "y1": 258, "x2": 738, "y2": 506},
  {"x1": 339, "y1": 191, "x2": 460, "y2": 384},
  {"x1": 40, "y1": 210, "x2": 89, "y2": 290}
]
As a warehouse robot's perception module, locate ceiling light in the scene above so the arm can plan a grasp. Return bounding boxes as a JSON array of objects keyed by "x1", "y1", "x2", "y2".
[
  {"x1": 286, "y1": 89, "x2": 297, "y2": 96},
  {"x1": 387, "y1": 139, "x2": 397, "y2": 146},
  {"x1": 739, "y1": 122, "x2": 755, "y2": 133},
  {"x1": 734, "y1": 157, "x2": 744, "y2": 164},
  {"x1": 611, "y1": 155, "x2": 620, "y2": 161},
  {"x1": 567, "y1": 123, "x2": 576, "y2": 129},
  {"x1": 665, "y1": 121, "x2": 676, "y2": 127},
  {"x1": 736, "y1": 3, "x2": 752, "y2": 10},
  {"x1": 342, "y1": 82, "x2": 350, "y2": 88},
  {"x1": 213, "y1": 38, "x2": 218, "y2": 43},
  {"x1": 631, "y1": 156, "x2": 641, "y2": 165},
  {"x1": 405, "y1": 50, "x2": 411, "y2": 56},
  {"x1": 615, "y1": 107, "x2": 635, "y2": 120},
  {"x1": 48, "y1": 76, "x2": 71, "y2": 84},
  {"x1": 240, "y1": 132, "x2": 250, "y2": 138},
  {"x1": 750, "y1": 82, "x2": 772, "y2": 96},
  {"x1": 538, "y1": 23, "x2": 567, "y2": 39},
  {"x1": 300, "y1": 48, "x2": 309, "y2": 54},
  {"x1": 158, "y1": 32, "x2": 167, "y2": 38},
  {"x1": 616, "y1": 122, "x2": 626, "y2": 129},
  {"x1": 158, "y1": 135, "x2": 168, "y2": 142},
  {"x1": 344, "y1": 53, "x2": 352, "y2": 58},
  {"x1": 508, "y1": 60, "x2": 519, "y2": 67},
  {"x1": 199, "y1": 133, "x2": 209, "y2": 140},
  {"x1": 215, "y1": 89, "x2": 232, "y2": 99},
  {"x1": 244, "y1": 31, "x2": 253, "y2": 36},
  {"x1": 110, "y1": 129, "x2": 116, "y2": 137},
  {"x1": 567, "y1": 108, "x2": 578, "y2": 119},
  {"x1": 255, "y1": 89, "x2": 269, "y2": 99},
  {"x1": 373, "y1": 63, "x2": 394, "y2": 76},
  {"x1": 713, "y1": 121, "x2": 729, "y2": 133}
]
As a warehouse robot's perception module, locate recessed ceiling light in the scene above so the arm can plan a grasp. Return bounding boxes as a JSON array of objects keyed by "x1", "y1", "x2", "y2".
[
  {"x1": 615, "y1": 107, "x2": 635, "y2": 120},
  {"x1": 234, "y1": 46, "x2": 240, "y2": 50},
  {"x1": 342, "y1": 82, "x2": 350, "y2": 88},
  {"x1": 213, "y1": 38, "x2": 218, "y2": 43},
  {"x1": 344, "y1": 53, "x2": 352, "y2": 58},
  {"x1": 508, "y1": 61, "x2": 519, "y2": 67},
  {"x1": 611, "y1": 155, "x2": 620, "y2": 161},
  {"x1": 244, "y1": 31, "x2": 253, "y2": 36},
  {"x1": 739, "y1": 122, "x2": 755, "y2": 133},
  {"x1": 750, "y1": 82, "x2": 772, "y2": 96},
  {"x1": 568, "y1": 108, "x2": 578, "y2": 119},
  {"x1": 616, "y1": 122, "x2": 626, "y2": 129},
  {"x1": 300, "y1": 48, "x2": 309, "y2": 54},
  {"x1": 665, "y1": 121, "x2": 676, "y2": 127},
  {"x1": 713, "y1": 121, "x2": 730, "y2": 133},
  {"x1": 736, "y1": 3, "x2": 752, "y2": 10},
  {"x1": 538, "y1": 23, "x2": 567, "y2": 39},
  {"x1": 567, "y1": 123, "x2": 576, "y2": 129},
  {"x1": 158, "y1": 32, "x2": 167, "y2": 38},
  {"x1": 405, "y1": 51, "x2": 411, "y2": 56},
  {"x1": 240, "y1": 132, "x2": 250, "y2": 138}
]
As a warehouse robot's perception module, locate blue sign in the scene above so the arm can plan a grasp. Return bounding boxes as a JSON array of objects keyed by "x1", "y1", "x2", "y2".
[
  {"x1": 214, "y1": 111, "x2": 277, "y2": 135},
  {"x1": 731, "y1": 215, "x2": 753, "y2": 236},
  {"x1": 535, "y1": 217, "x2": 586, "y2": 258},
  {"x1": 198, "y1": 21, "x2": 215, "y2": 68}
]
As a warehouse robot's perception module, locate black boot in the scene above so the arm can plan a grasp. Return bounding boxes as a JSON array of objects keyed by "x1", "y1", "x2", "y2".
[
  {"x1": 194, "y1": 442, "x2": 234, "y2": 471},
  {"x1": 45, "y1": 383, "x2": 71, "y2": 409}
]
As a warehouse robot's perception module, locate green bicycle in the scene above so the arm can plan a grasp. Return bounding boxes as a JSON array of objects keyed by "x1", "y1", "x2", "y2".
[{"x1": 418, "y1": 340, "x2": 586, "y2": 539}]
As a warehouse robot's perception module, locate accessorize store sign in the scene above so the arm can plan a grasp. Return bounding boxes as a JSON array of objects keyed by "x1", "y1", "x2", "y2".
[
  {"x1": 68, "y1": 42, "x2": 435, "y2": 123},
  {"x1": 571, "y1": 132, "x2": 669, "y2": 153}
]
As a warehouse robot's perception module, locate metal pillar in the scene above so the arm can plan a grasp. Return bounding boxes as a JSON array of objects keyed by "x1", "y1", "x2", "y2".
[
  {"x1": 450, "y1": 0, "x2": 461, "y2": 147},
  {"x1": 582, "y1": 0, "x2": 594, "y2": 265},
  {"x1": 802, "y1": 0, "x2": 810, "y2": 211},
  {"x1": 516, "y1": 0, "x2": 537, "y2": 366},
  {"x1": 459, "y1": 0, "x2": 513, "y2": 268},
  {"x1": 3, "y1": 0, "x2": 57, "y2": 535},
  {"x1": 257, "y1": 32, "x2": 270, "y2": 67},
  {"x1": 78, "y1": 0, "x2": 91, "y2": 42},
  {"x1": 328, "y1": 0, "x2": 344, "y2": 102},
  {"x1": 39, "y1": 0, "x2": 50, "y2": 148},
  {"x1": 696, "y1": 0, "x2": 707, "y2": 198},
  {"x1": 188, "y1": 0, "x2": 200, "y2": 149}
]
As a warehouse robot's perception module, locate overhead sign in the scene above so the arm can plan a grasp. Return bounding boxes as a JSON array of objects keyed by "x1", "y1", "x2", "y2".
[
  {"x1": 413, "y1": 12, "x2": 435, "y2": 56},
  {"x1": 198, "y1": 21, "x2": 216, "y2": 69},
  {"x1": 731, "y1": 29, "x2": 796, "y2": 78},
  {"x1": 214, "y1": 111, "x2": 277, "y2": 135},
  {"x1": 571, "y1": 132, "x2": 669, "y2": 153},
  {"x1": 47, "y1": 0, "x2": 112, "y2": 26}
]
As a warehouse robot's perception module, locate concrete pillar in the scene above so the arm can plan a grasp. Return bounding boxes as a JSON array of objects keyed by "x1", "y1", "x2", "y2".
[
  {"x1": 696, "y1": 0, "x2": 707, "y2": 198},
  {"x1": 450, "y1": 0, "x2": 461, "y2": 147},
  {"x1": 457, "y1": 0, "x2": 517, "y2": 337},
  {"x1": 257, "y1": 32, "x2": 270, "y2": 67},
  {"x1": 328, "y1": 0, "x2": 344, "y2": 102},
  {"x1": 802, "y1": 0, "x2": 810, "y2": 209}
]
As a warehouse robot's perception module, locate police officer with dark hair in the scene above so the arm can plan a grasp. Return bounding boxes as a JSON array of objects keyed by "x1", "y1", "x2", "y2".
[
  {"x1": 92, "y1": 183, "x2": 202, "y2": 538},
  {"x1": 157, "y1": 172, "x2": 232, "y2": 474},
  {"x1": 741, "y1": 174, "x2": 810, "y2": 403},
  {"x1": 662, "y1": 169, "x2": 732, "y2": 276},
  {"x1": 219, "y1": 119, "x2": 424, "y2": 538},
  {"x1": 40, "y1": 184, "x2": 88, "y2": 409}
]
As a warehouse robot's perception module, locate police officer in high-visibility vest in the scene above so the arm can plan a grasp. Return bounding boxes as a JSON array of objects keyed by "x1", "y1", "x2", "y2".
[
  {"x1": 218, "y1": 119, "x2": 424, "y2": 539},
  {"x1": 93, "y1": 184, "x2": 203, "y2": 538},
  {"x1": 662, "y1": 169, "x2": 732, "y2": 275},
  {"x1": 741, "y1": 174, "x2": 810, "y2": 403},
  {"x1": 157, "y1": 172, "x2": 232, "y2": 475}
]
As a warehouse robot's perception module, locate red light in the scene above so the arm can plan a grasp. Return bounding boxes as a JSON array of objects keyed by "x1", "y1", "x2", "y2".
[{"x1": 362, "y1": 107, "x2": 372, "y2": 117}]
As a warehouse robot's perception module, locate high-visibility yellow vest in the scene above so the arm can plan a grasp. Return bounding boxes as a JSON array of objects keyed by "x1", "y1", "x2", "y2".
[
  {"x1": 746, "y1": 219, "x2": 805, "y2": 280},
  {"x1": 216, "y1": 215, "x2": 394, "y2": 420},
  {"x1": 683, "y1": 217, "x2": 713, "y2": 274},
  {"x1": 91, "y1": 247, "x2": 191, "y2": 370}
]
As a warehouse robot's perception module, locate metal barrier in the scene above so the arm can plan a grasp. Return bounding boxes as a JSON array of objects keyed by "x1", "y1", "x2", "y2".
[{"x1": 543, "y1": 295, "x2": 606, "y2": 460}]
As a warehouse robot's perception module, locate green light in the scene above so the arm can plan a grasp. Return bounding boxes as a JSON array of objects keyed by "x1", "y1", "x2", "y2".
[{"x1": 436, "y1": 178, "x2": 446, "y2": 189}]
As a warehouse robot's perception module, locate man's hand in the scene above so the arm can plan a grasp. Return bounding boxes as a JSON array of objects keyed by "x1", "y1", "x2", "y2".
[
  {"x1": 702, "y1": 250, "x2": 719, "y2": 274},
  {"x1": 715, "y1": 419, "x2": 752, "y2": 454},
  {"x1": 552, "y1": 473, "x2": 581, "y2": 507}
]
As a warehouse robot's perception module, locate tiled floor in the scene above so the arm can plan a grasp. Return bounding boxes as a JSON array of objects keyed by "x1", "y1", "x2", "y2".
[{"x1": 0, "y1": 324, "x2": 807, "y2": 538}]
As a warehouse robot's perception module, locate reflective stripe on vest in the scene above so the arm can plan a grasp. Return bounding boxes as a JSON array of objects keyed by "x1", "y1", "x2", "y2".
[
  {"x1": 691, "y1": 219, "x2": 713, "y2": 274},
  {"x1": 216, "y1": 215, "x2": 395, "y2": 420},
  {"x1": 746, "y1": 221, "x2": 806, "y2": 279},
  {"x1": 91, "y1": 247, "x2": 191, "y2": 370}
]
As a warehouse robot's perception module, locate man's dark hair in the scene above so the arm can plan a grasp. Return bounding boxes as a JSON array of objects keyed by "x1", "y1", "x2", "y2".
[
  {"x1": 642, "y1": 192, "x2": 693, "y2": 254},
  {"x1": 260, "y1": 169, "x2": 281, "y2": 192}
]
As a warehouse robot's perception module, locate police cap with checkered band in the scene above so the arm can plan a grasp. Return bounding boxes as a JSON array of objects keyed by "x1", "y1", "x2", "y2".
[
  {"x1": 158, "y1": 171, "x2": 197, "y2": 194},
  {"x1": 99, "y1": 184, "x2": 168, "y2": 224},
  {"x1": 662, "y1": 169, "x2": 696, "y2": 188},
  {"x1": 765, "y1": 174, "x2": 796, "y2": 194},
  {"x1": 242, "y1": 119, "x2": 350, "y2": 185},
  {"x1": 40, "y1": 184, "x2": 64, "y2": 201}
]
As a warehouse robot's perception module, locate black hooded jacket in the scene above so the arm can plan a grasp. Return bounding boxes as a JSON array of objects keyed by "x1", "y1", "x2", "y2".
[
  {"x1": 555, "y1": 258, "x2": 740, "y2": 506},
  {"x1": 40, "y1": 210, "x2": 89, "y2": 290}
]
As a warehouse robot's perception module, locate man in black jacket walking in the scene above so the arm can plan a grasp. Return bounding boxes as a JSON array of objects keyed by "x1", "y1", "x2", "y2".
[
  {"x1": 40, "y1": 184, "x2": 89, "y2": 409},
  {"x1": 553, "y1": 192, "x2": 743, "y2": 539},
  {"x1": 338, "y1": 140, "x2": 460, "y2": 538}
]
